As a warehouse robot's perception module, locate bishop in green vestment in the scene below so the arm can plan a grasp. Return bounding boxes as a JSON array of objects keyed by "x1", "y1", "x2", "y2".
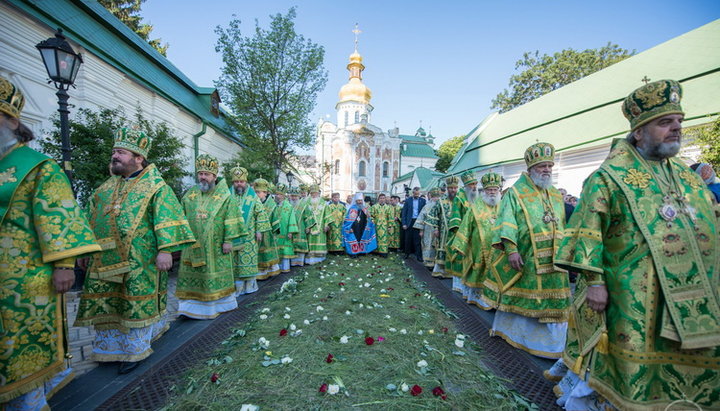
[
  {"x1": 326, "y1": 193, "x2": 346, "y2": 253},
  {"x1": 388, "y1": 196, "x2": 402, "y2": 250},
  {"x1": 0, "y1": 77, "x2": 101, "y2": 408},
  {"x1": 369, "y1": 193, "x2": 392, "y2": 256},
  {"x1": 177, "y1": 155, "x2": 244, "y2": 319},
  {"x1": 448, "y1": 173, "x2": 502, "y2": 309},
  {"x1": 77, "y1": 127, "x2": 195, "y2": 373},
  {"x1": 482, "y1": 142, "x2": 570, "y2": 359},
  {"x1": 426, "y1": 176, "x2": 459, "y2": 278},
  {"x1": 230, "y1": 167, "x2": 270, "y2": 295},
  {"x1": 289, "y1": 188, "x2": 309, "y2": 266},
  {"x1": 272, "y1": 184, "x2": 298, "y2": 272},
  {"x1": 254, "y1": 179, "x2": 280, "y2": 279},
  {"x1": 303, "y1": 185, "x2": 330, "y2": 265},
  {"x1": 551, "y1": 80, "x2": 720, "y2": 410}
]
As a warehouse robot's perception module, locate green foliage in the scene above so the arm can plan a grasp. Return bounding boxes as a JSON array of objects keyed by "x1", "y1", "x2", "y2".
[
  {"x1": 435, "y1": 135, "x2": 465, "y2": 173},
  {"x1": 40, "y1": 107, "x2": 190, "y2": 205},
  {"x1": 215, "y1": 7, "x2": 328, "y2": 182},
  {"x1": 99, "y1": 0, "x2": 169, "y2": 56},
  {"x1": 694, "y1": 117, "x2": 720, "y2": 171},
  {"x1": 491, "y1": 43, "x2": 635, "y2": 113}
]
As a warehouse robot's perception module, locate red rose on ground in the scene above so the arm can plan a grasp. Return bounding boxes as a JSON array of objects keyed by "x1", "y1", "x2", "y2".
[
  {"x1": 415, "y1": 293, "x2": 422, "y2": 297},
  {"x1": 319, "y1": 383, "x2": 328, "y2": 393},
  {"x1": 387, "y1": 287, "x2": 394, "y2": 291},
  {"x1": 365, "y1": 337, "x2": 375, "y2": 345},
  {"x1": 441, "y1": 327, "x2": 449, "y2": 334},
  {"x1": 326, "y1": 353, "x2": 334, "y2": 363},
  {"x1": 210, "y1": 373, "x2": 219, "y2": 383},
  {"x1": 339, "y1": 282, "x2": 345, "y2": 286},
  {"x1": 279, "y1": 329, "x2": 288, "y2": 337},
  {"x1": 432, "y1": 386, "x2": 445, "y2": 397},
  {"x1": 411, "y1": 384, "x2": 423, "y2": 396},
  {"x1": 409, "y1": 305, "x2": 417, "y2": 309}
]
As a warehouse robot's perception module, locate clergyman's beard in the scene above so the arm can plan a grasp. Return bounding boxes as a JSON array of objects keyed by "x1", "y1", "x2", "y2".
[
  {"x1": 199, "y1": 180, "x2": 215, "y2": 193},
  {"x1": 290, "y1": 199, "x2": 298, "y2": 206},
  {"x1": 110, "y1": 159, "x2": 134, "y2": 176},
  {"x1": 636, "y1": 137, "x2": 681, "y2": 161},
  {"x1": 0, "y1": 124, "x2": 18, "y2": 157},
  {"x1": 529, "y1": 168, "x2": 553, "y2": 190},
  {"x1": 311, "y1": 196, "x2": 319, "y2": 205},
  {"x1": 235, "y1": 186, "x2": 246, "y2": 196},
  {"x1": 466, "y1": 188, "x2": 478, "y2": 203},
  {"x1": 481, "y1": 191, "x2": 501, "y2": 207}
]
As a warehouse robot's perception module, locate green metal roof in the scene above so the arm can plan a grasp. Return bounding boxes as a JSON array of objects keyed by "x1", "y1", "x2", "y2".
[
  {"x1": 449, "y1": 19, "x2": 720, "y2": 174},
  {"x1": 401, "y1": 142, "x2": 439, "y2": 159},
  {"x1": 399, "y1": 134, "x2": 428, "y2": 143},
  {"x1": 391, "y1": 167, "x2": 444, "y2": 189},
  {"x1": 9, "y1": 0, "x2": 240, "y2": 144}
]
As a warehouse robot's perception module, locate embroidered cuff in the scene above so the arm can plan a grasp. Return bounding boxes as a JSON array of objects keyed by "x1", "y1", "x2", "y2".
[{"x1": 53, "y1": 257, "x2": 76, "y2": 269}]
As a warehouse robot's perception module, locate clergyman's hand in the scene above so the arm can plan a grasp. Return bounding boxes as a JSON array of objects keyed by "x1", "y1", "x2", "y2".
[
  {"x1": 418, "y1": 231, "x2": 424, "y2": 238},
  {"x1": 156, "y1": 252, "x2": 173, "y2": 271},
  {"x1": 433, "y1": 230, "x2": 439, "y2": 238},
  {"x1": 222, "y1": 243, "x2": 232, "y2": 254},
  {"x1": 52, "y1": 268, "x2": 75, "y2": 294},
  {"x1": 256, "y1": 232, "x2": 263, "y2": 242},
  {"x1": 508, "y1": 252, "x2": 524, "y2": 271},
  {"x1": 77, "y1": 257, "x2": 89, "y2": 270},
  {"x1": 586, "y1": 285, "x2": 608, "y2": 312}
]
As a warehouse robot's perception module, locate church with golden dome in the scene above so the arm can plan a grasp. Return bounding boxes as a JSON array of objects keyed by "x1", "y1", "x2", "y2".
[{"x1": 315, "y1": 27, "x2": 438, "y2": 198}]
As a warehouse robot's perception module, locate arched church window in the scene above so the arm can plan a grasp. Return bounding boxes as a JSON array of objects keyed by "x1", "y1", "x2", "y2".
[
  {"x1": 382, "y1": 161, "x2": 389, "y2": 177},
  {"x1": 344, "y1": 111, "x2": 349, "y2": 127},
  {"x1": 354, "y1": 111, "x2": 360, "y2": 123},
  {"x1": 334, "y1": 160, "x2": 340, "y2": 175},
  {"x1": 359, "y1": 160, "x2": 366, "y2": 177}
]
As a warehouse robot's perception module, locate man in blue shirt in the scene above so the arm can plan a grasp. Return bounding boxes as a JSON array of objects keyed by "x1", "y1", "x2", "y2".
[{"x1": 401, "y1": 187, "x2": 426, "y2": 261}]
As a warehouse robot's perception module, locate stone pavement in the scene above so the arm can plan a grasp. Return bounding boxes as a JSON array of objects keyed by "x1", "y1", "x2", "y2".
[{"x1": 65, "y1": 272, "x2": 181, "y2": 376}]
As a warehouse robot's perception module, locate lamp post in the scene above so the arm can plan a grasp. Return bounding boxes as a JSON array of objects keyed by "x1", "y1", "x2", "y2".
[
  {"x1": 286, "y1": 171, "x2": 295, "y2": 188},
  {"x1": 36, "y1": 28, "x2": 83, "y2": 186}
]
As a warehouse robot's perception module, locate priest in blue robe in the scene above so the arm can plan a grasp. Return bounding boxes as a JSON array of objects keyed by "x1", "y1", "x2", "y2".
[{"x1": 343, "y1": 193, "x2": 377, "y2": 256}]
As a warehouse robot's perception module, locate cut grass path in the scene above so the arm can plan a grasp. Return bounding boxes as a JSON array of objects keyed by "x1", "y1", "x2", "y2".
[{"x1": 166, "y1": 254, "x2": 534, "y2": 410}]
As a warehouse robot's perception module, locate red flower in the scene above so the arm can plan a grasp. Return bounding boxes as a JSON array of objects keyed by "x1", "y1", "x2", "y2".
[
  {"x1": 338, "y1": 282, "x2": 345, "y2": 286},
  {"x1": 411, "y1": 384, "x2": 423, "y2": 396},
  {"x1": 442, "y1": 394, "x2": 448, "y2": 400},
  {"x1": 279, "y1": 329, "x2": 288, "y2": 337},
  {"x1": 326, "y1": 353, "x2": 334, "y2": 363},
  {"x1": 432, "y1": 386, "x2": 445, "y2": 397},
  {"x1": 387, "y1": 287, "x2": 394, "y2": 291},
  {"x1": 409, "y1": 305, "x2": 417, "y2": 309},
  {"x1": 319, "y1": 383, "x2": 328, "y2": 393},
  {"x1": 415, "y1": 293, "x2": 422, "y2": 297},
  {"x1": 441, "y1": 327, "x2": 449, "y2": 334},
  {"x1": 210, "y1": 373, "x2": 219, "y2": 383},
  {"x1": 365, "y1": 337, "x2": 375, "y2": 345},
  {"x1": 377, "y1": 336, "x2": 385, "y2": 342}
]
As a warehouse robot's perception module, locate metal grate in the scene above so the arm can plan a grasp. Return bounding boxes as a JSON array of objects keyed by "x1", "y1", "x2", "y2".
[
  {"x1": 98, "y1": 257, "x2": 561, "y2": 410},
  {"x1": 405, "y1": 258, "x2": 562, "y2": 410}
]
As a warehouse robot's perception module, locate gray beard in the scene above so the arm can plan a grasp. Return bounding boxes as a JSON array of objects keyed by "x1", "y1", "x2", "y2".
[
  {"x1": 311, "y1": 197, "x2": 320, "y2": 205},
  {"x1": 199, "y1": 181, "x2": 215, "y2": 193},
  {"x1": 235, "y1": 186, "x2": 246, "y2": 196},
  {"x1": 636, "y1": 141, "x2": 681, "y2": 161},
  {"x1": 0, "y1": 125, "x2": 18, "y2": 157},
  {"x1": 466, "y1": 188, "x2": 478, "y2": 203},
  {"x1": 290, "y1": 199, "x2": 298, "y2": 206},
  {"x1": 529, "y1": 169, "x2": 553, "y2": 190},
  {"x1": 481, "y1": 192, "x2": 501, "y2": 207}
]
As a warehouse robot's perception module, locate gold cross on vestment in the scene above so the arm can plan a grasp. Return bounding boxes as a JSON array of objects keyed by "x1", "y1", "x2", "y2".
[{"x1": 352, "y1": 23, "x2": 361, "y2": 51}]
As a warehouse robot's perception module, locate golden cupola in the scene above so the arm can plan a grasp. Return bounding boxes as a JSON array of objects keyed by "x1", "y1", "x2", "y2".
[{"x1": 338, "y1": 49, "x2": 372, "y2": 105}]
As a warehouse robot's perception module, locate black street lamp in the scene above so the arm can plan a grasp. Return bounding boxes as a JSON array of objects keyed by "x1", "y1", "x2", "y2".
[
  {"x1": 36, "y1": 28, "x2": 83, "y2": 186},
  {"x1": 286, "y1": 171, "x2": 295, "y2": 187}
]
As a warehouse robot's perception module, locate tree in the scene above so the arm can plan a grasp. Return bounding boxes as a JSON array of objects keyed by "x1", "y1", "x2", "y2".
[
  {"x1": 215, "y1": 8, "x2": 328, "y2": 183},
  {"x1": 435, "y1": 135, "x2": 465, "y2": 173},
  {"x1": 40, "y1": 107, "x2": 190, "y2": 204},
  {"x1": 221, "y1": 146, "x2": 277, "y2": 185},
  {"x1": 694, "y1": 117, "x2": 720, "y2": 171},
  {"x1": 491, "y1": 43, "x2": 635, "y2": 113},
  {"x1": 99, "y1": 0, "x2": 169, "y2": 56}
]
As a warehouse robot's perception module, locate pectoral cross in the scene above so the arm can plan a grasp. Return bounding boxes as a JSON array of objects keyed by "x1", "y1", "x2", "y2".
[{"x1": 641, "y1": 75, "x2": 651, "y2": 84}]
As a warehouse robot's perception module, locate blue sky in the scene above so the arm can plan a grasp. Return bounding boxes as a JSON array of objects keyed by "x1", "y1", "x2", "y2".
[{"x1": 143, "y1": 0, "x2": 718, "y2": 145}]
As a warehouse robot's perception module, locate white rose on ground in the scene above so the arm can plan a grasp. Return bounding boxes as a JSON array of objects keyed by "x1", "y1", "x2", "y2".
[
  {"x1": 328, "y1": 384, "x2": 340, "y2": 395},
  {"x1": 416, "y1": 360, "x2": 428, "y2": 368},
  {"x1": 340, "y1": 335, "x2": 349, "y2": 344}
]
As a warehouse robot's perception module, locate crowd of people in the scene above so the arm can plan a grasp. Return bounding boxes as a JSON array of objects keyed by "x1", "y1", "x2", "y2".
[{"x1": 2, "y1": 74, "x2": 719, "y2": 411}]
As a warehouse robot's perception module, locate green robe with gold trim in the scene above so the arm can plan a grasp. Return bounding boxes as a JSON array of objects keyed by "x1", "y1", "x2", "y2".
[
  {"x1": 369, "y1": 203, "x2": 392, "y2": 254},
  {"x1": 446, "y1": 193, "x2": 470, "y2": 276},
  {"x1": 291, "y1": 198, "x2": 309, "y2": 260},
  {"x1": 303, "y1": 199, "x2": 329, "y2": 260},
  {"x1": 555, "y1": 139, "x2": 720, "y2": 410},
  {"x1": 388, "y1": 204, "x2": 402, "y2": 249},
  {"x1": 177, "y1": 179, "x2": 244, "y2": 301},
  {"x1": 326, "y1": 202, "x2": 346, "y2": 252},
  {"x1": 481, "y1": 172, "x2": 570, "y2": 322},
  {"x1": 76, "y1": 164, "x2": 195, "y2": 332},
  {"x1": 425, "y1": 197, "x2": 453, "y2": 277},
  {"x1": 233, "y1": 186, "x2": 270, "y2": 279},
  {"x1": 449, "y1": 199, "x2": 499, "y2": 289},
  {"x1": 257, "y1": 196, "x2": 280, "y2": 278},
  {"x1": 0, "y1": 146, "x2": 101, "y2": 404},
  {"x1": 273, "y1": 199, "x2": 299, "y2": 261}
]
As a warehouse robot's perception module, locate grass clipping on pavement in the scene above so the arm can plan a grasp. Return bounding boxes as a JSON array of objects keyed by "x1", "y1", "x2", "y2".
[{"x1": 166, "y1": 254, "x2": 534, "y2": 410}]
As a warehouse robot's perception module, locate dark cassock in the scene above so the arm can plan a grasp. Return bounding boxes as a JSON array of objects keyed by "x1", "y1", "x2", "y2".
[{"x1": 343, "y1": 193, "x2": 377, "y2": 255}]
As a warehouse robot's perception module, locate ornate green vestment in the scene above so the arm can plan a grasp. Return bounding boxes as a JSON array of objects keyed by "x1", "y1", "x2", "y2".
[
  {"x1": 388, "y1": 205, "x2": 401, "y2": 249},
  {"x1": 446, "y1": 193, "x2": 470, "y2": 276},
  {"x1": 304, "y1": 200, "x2": 329, "y2": 258},
  {"x1": 257, "y1": 197, "x2": 280, "y2": 278},
  {"x1": 177, "y1": 178, "x2": 243, "y2": 301},
  {"x1": 482, "y1": 172, "x2": 570, "y2": 322},
  {"x1": 292, "y1": 198, "x2": 309, "y2": 256},
  {"x1": 555, "y1": 139, "x2": 720, "y2": 409},
  {"x1": 77, "y1": 165, "x2": 195, "y2": 332},
  {"x1": 1, "y1": 146, "x2": 101, "y2": 403},
  {"x1": 233, "y1": 187, "x2": 270, "y2": 279},
  {"x1": 273, "y1": 199, "x2": 299, "y2": 259},
  {"x1": 326, "y1": 203, "x2": 346, "y2": 252},
  {"x1": 370, "y1": 203, "x2": 392, "y2": 253},
  {"x1": 449, "y1": 199, "x2": 498, "y2": 288}
]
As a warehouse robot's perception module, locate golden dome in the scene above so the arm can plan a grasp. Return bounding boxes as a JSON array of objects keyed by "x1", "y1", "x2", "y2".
[
  {"x1": 339, "y1": 78, "x2": 372, "y2": 104},
  {"x1": 338, "y1": 51, "x2": 371, "y2": 104}
]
